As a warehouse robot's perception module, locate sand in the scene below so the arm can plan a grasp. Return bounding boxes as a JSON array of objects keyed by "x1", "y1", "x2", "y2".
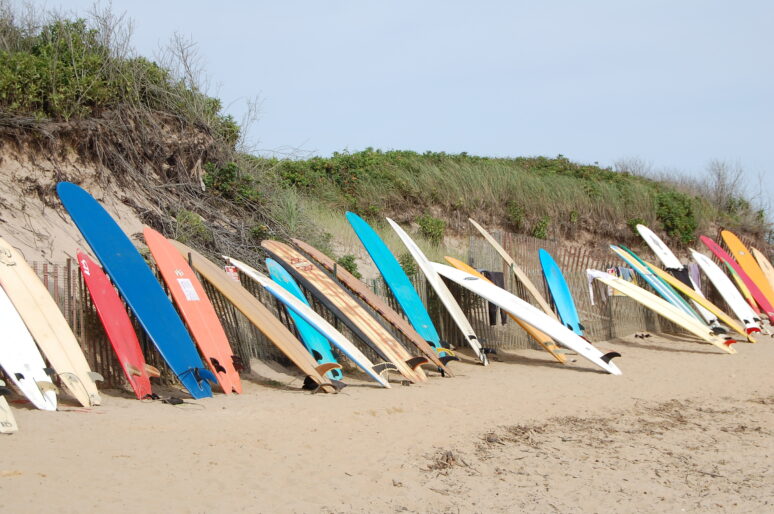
[{"x1": 2, "y1": 332, "x2": 773, "y2": 513}]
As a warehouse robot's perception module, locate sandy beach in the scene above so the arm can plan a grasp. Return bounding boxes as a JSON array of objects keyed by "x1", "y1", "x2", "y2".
[{"x1": 2, "y1": 331, "x2": 772, "y2": 513}]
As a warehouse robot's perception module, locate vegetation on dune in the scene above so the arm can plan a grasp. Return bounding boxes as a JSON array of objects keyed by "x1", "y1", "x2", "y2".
[{"x1": 0, "y1": 3, "x2": 769, "y2": 262}]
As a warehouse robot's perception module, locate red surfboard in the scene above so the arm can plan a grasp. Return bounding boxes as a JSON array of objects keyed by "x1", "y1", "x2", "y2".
[
  {"x1": 77, "y1": 251, "x2": 156, "y2": 399},
  {"x1": 701, "y1": 235, "x2": 774, "y2": 319},
  {"x1": 143, "y1": 228, "x2": 242, "y2": 394}
]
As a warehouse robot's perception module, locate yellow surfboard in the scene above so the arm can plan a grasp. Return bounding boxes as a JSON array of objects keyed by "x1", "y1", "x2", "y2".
[
  {"x1": 444, "y1": 256, "x2": 567, "y2": 364},
  {"x1": 721, "y1": 230, "x2": 774, "y2": 309},
  {"x1": 641, "y1": 259, "x2": 754, "y2": 343}
]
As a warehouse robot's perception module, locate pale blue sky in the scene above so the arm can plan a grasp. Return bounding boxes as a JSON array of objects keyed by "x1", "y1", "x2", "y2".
[{"x1": 41, "y1": 1, "x2": 773, "y2": 204}]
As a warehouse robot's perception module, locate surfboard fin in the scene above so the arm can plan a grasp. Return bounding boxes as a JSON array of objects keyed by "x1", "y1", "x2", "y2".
[
  {"x1": 439, "y1": 354, "x2": 460, "y2": 365},
  {"x1": 372, "y1": 362, "x2": 398, "y2": 376},
  {"x1": 145, "y1": 364, "x2": 161, "y2": 377},
  {"x1": 746, "y1": 327, "x2": 761, "y2": 334},
  {"x1": 232, "y1": 355, "x2": 245, "y2": 372},
  {"x1": 14, "y1": 372, "x2": 24, "y2": 381},
  {"x1": 723, "y1": 338, "x2": 737, "y2": 347},
  {"x1": 127, "y1": 364, "x2": 142, "y2": 377},
  {"x1": 601, "y1": 352, "x2": 621, "y2": 364},
  {"x1": 209, "y1": 358, "x2": 227, "y2": 374},
  {"x1": 405, "y1": 356, "x2": 429, "y2": 370},
  {"x1": 710, "y1": 326, "x2": 728, "y2": 335},
  {"x1": 0, "y1": 380, "x2": 11, "y2": 396},
  {"x1": 314, "y1": 362, "x2": 342, "y2": 376},
  {"x1": 36, "y1": 380, "x2": 59, "y2": 394},
  {"x1": 193, "y1": 368, "x2": 218, "y2": 385},
  {"x1": 329, "y1": 379, "x2": 347, "y2": 392},
  {"x1": 439, "y1": 341, "x2": 454, "y2": 350},
  {"x1": 88, "y1": 372, "x2": 105, "y2": 382},
  {"x1": 43, "y1": 367, "x2": 56, "y2": 377}
]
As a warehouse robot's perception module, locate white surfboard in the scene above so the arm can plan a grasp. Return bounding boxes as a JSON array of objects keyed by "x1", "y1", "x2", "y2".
[
  {"x1": 0, "y1": 286, "x2": 58, "y2": 410},
  {"x1": 691, "y1": 250, "x2": 762, "y2": 334},
  {"x1": 387, "y1": 219, "x2": 488, "y2": 365},
  {"x1": 0, "y1": 384, "x2": 18, "y2": 434},
  {"x1": 432, "y1": 263, "x2": 622, "y2": 374},
  {"x1": 0, "y1": 238, "x2": 101, "y2": 407},
  {"x1": 636, "y1": 224, "x2": 718, "y2": 325},
  {"x1": 226, "y1": 257, "x2": 392, "y2": 388},
  {"x1": 587, "y1": 269, "x2": 736, "y2": 354}
]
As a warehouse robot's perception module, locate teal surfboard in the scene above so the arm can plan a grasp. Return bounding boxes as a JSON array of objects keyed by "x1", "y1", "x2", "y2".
[
  {"x1": 539, "y1": 249, "x2": 584, "y2": 336},
  {"x1": 57, "y1": 182, "x2": 216, "y2": 399},
  {"x1": 266, "y1": 258, "x2": 342, "y2": 380},
  {"x1": 345, "y1": 212, "x2": 448, "y2": 355}
]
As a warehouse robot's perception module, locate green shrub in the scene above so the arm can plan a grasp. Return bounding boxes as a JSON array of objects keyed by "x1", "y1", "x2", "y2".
[
  {"x1": 175, "y1": 209, "x2": 213, "y2": 245},
  {"x1": 398, "y1": 252, "x2": 418, "y2": 278},
  {"x1": 202, "y1": 162, "x2": 261, "y2": 205},
  {"x1": 655, "y1": 192, "x2": 697, "y2": 244},
  {"x1": 531, "y1": 216, "x2": 550, "y2": 240},
  {"x1": 506, "y1": 200, "x2": 525, "y2": 230},
  {"x1": 336, "y1": 254, "x2": 362, "y2": 279},
  {"x1": 626, "y1": 217, "x2": 645, "y2": 235},
  {"x1": 417, "y1": 214, "x2": 445, "y2": 246}
]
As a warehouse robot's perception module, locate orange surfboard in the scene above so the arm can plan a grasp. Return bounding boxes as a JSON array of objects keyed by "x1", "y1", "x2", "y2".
[
  {"x1": 721, "y1": 230, "x2": 774, "y2": 310},
  {"x1": 144, "y1": 228, "x2": 242, "y2": 394}
]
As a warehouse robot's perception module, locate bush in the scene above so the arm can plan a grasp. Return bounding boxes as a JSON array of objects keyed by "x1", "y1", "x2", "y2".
[
  {"x1": 336, "y1": 254, "x2": 362, "y2": 279},
  {"x1": 398, "y1": 252, "x2": 418, "y2": 278},
  {"x1": 626, "y1": 217, "x2": 645, "y2": 235},
  {"x1": 531, "y1": 216, "x2": 550, "y2": 240},
  {"x1": 656, "y1": 192, "x2": 697, "y2": 244},
  {"x1": 175, "y1": 209, "x2": 213, "y2": 245},
  {"x1": 506, "y1": 200, "x2": 525, "y2": 231},
  {"x1": 417, "y1": 214, "x2": 445, "y2": 246}
]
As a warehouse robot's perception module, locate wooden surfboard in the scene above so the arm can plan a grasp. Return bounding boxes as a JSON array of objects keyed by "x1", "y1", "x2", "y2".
[
  {"x1": 261, "y1": 240, "x2": 427, "y2": 383},
  {"x1": 752, "y1": 247, "x2": 774, "y2": 294},
  {"x1": 444, "y1": 256, "x2": 567, "y2": 364},
  {"x1": 468, "y1": 218, "x2": 558, "y2": 320},
  {"x1": 144, "y1": 228, "x2": 242, "y2": 394},
  {"x1": 291, "y1": 237, "x2": 453, "y2": 374},
  {"x1": 641, "y1": 258, "x2": 754, "y2": 342},
  {"x1": 168, "y1": 240, "x2": 338, "y2": 393},
  {"x1": 0, "y1": 236, "x2": 102, "y2": 407},
  {"x1": 721, "y1": 230, "x2": 774, "y2": 309},
  {"x1": 77, "y1": 251, "x2": 156, "y2": 399},
  {"x1": 587, "y1": 270, "x2": 737, "y2": 354}
]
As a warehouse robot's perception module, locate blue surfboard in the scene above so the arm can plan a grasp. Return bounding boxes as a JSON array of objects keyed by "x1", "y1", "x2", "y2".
[
  {"x1": 266, "y1": 258, "x2": 342, "y2": 380},
  {"x1": 345, "y1": 212, "x2": 448, "y2": 355},
  {"x1": 56, "y1": 182, "x2": 216, "y2": 399},
  {"x1": 538, "y1": 249, "x2": 584, "y2": 336}
]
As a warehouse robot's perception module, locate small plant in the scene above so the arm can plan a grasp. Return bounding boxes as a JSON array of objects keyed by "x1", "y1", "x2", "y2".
[
  {"x1": 569, "y1": 210, "x2": 579, "y2": 224},
  {"x1": 626, "y1": 217, "x2": 645, "y2": 235},
  {"x1": 656, "y1": 192, "x2": 697, "y2": 244},
  {"x1": 175, "y1": 209, "x2": 213, "y2": 245},
  {"x1": 336, "y1": 254, "x2": 362, "y2": 279},
  {"x1": 398, "y1": 252, "x2": 418, "y2": 278},
  {"x1": 249, "y1": 224, "x2": 270, "y2": 241},
  {"x1": 531, "y1": 215, "x2": 550, "y2": 240},
  {"x1": 417, "y1": 214, "x2": 445, "y2": 246},
  {"x1": 506, "y1": 200, "x2": 525, "y2": 230}
]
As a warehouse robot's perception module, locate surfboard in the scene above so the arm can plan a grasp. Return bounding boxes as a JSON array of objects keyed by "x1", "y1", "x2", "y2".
[
  {"x1": 636, "y1": 224, "x2": 718, "y2": 325},
  {"x1": 0, "y1": 285, "x2": 57, "y2": 410},
  {"x1": 261, "y1": 240, "x2": 428, "y2": 383},
  {"x1": 724, "y1": 261, "x2": 761, "y2": 314},
  {"x1": 77, "y1": 251, "x2": 156, "y2": 399},
  {"x1": 612, "y1": 245, "x2": 705, "y2": 324},
  {"x1": 387, "y1": 219, "x2": 488, "y2": 365},
  {"x1": 640, "y1": 258, "x2": 754, "y2": 342},
  {"x1": 0, "y1": 386, "x2": 18, "y2": 434},
  {"x1": 0, "y1": 236, "x2": 102, "y2": 407},
  {"x1": 227, "y1": 257, "x2": 391, "y2": 388},
  {"x1": 539, "y1": 249, "x2": 584, "y2": 335},
  {"x1": 701, "y1": 235, "x2": 774, "y2": 319},
  {"x1": 345, "y1": 213, "x2": 451, "y2": 356},
  {"x1": 444, "y1": 256, "x2": 567, "y2": 364},
  {"x1": 144, "y1": 228, "x2": 242, "y2": 394},
  {"x1": 691, "y1": 250, "x2": 762, "y2": 334},
  {"x1": 432, "y1": 263, "x2": 622, "y2": 374},
  {"x1": 751, "y1": 247, "x2": 774, "y2": 293},
  {"x1": 587, "y1": 269, "x2": 737, "y2": 354},
  {"x1": 468, "y1": 218, "x2": 557, "y2": 319},
  {"x1": 168, "y1": 240, "x2": 339, "y2": 392},
  {"x1": 265, "y1": 258, "x2": 342, "y2": 380},
  {"x1": 721, "y1": 230, "x2": 774, "y2": 309},
  {"x1": 291, "y1": 237, "x2": 454, "y2": 374},
  {"x1": 56, "y1": 183, "x2": 215, "y2": 399}
]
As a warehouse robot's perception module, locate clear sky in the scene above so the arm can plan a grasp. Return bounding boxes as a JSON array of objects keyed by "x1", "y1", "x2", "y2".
[{"x1": 40, "y1": 0, "x2": 773, "y2": 205}]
